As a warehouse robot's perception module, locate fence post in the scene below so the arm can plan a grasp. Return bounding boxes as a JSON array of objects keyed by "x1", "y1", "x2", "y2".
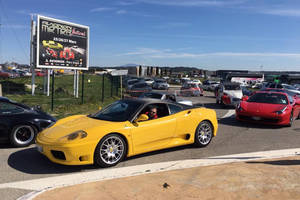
[
  {"x1": 51, "y1": 71, "x2": 55, "y2": 111},
  {"x1": 110, "y1": 75, "x2": 113, "y2": 97},
  {"x1": 102, "y1": 74, "x2": 105, "y2": 102}
]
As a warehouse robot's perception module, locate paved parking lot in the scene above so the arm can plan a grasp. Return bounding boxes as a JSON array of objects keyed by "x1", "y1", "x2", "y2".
[{"x1": 1, "y1": 91, "x2": 300, "y2": 199}]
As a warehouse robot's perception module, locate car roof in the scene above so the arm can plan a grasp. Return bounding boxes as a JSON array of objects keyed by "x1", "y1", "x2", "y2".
[{"x1": 0, "y1": 96, "x2": 10, "y2": 102}]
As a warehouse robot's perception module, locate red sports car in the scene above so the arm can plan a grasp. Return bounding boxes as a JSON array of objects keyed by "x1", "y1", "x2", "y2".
[{"x1": 236, "y1": 91, "x2": 300, "y2": 126}]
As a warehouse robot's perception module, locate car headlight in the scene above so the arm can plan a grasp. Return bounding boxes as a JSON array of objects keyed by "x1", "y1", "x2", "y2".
[
  {"x1": 274, "y1": 106, "x2": 287, "y2": 115},
  {"x1": 59, "y1": 130, "x2": 88, "y2": 142}
]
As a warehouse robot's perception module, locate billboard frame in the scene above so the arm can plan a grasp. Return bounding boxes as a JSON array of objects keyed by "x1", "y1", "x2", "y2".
[{"x1": 36, "y1": 15, "x2": 89, "y2": 70}]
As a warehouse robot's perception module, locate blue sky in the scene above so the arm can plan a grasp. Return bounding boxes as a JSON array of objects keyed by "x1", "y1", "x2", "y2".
[{"x1": 1, "y1": 0, "x2": 300, "y2": 71}]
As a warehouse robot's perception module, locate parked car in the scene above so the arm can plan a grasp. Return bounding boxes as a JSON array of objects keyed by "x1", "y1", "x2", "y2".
[
  {"x1": 144, "y1": 78, "x2": 154, "y2": 86},
  {"x1": 0, "y1": 70, "x2": 9, "y2": 78},
  {"x1": 293, "y1": 84, "x2": 300, "y2": 91},
  {"x1": 0, "y1": 97, "x2": 56, "y2": 147},
  {"x1": 266, "y1": 83, "x2": 300, "y2": 95},
  {"x1": 180, "y1": 83, "x2": 203, "y2": 97},
  {"x1": 216, "y1": 82, "x2": 243, "y2": 107},
  {"x1": 191, "y1": 79, "x2": 202, "y2": 85},
  {"x1": 127, "y1": 82, "x2": 152, "y2": 97},
  {"x1": 36, "y1": 98, "x2": 218, "y2": 167},
  {"x1": 125, "y1": 79, "x2": 140, "y2": 90},
  {"x1": 236, "y1": 91, "x2": 300, "y2": 126},
  {"x1": 139, "y1": 91, "x2": 193, "y2": 106},
  {"x1": 202, "y1": 80, "x2": 219, "y2": 91},
  {"x1": 152, "y1": 79, "x2": 169, "y2": 90}
]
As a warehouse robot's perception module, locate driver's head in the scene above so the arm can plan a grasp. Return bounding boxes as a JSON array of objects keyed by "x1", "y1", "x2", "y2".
[{"x1": 148, "y1": 106, "x2": 157, "y2": 118}]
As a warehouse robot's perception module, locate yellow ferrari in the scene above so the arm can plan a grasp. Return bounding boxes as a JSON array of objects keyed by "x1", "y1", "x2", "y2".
[
  {"x1": 36, "y1": 99, "x2": 218, "y2": 168},
  {"x1": 42, "y1": 40, "x2": 63, "y2": 49}
]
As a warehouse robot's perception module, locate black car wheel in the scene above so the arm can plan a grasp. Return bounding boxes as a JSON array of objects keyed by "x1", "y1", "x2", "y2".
[
  {"x1": 10, "y1": 125, "x2": 37, "y2": 147},
  {"x1": 288, "y1": 111, "x2": 294, "y2": 127},
  {"x1": 94, "y1": 134, "x2": 127, "y2": 168},
  {"x1": 194, "y1": 121, "x2": 213, "y2": 147}
]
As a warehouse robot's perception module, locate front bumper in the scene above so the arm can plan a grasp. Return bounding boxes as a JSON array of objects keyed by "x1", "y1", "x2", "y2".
[
  {"x1": 236, "y1": 111, "x2": 290, "y2": 126},
  {"x1": 36, "y1": 137, "x2": 98, "y2": 165}
]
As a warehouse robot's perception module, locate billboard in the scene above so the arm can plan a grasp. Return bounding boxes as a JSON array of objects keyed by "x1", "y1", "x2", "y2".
[{"x1": 37, "y1": 15, "x2": 89, "y2": 70}]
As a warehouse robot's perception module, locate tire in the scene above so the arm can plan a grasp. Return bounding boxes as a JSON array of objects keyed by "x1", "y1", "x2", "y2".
[
  {"x1": 9, "y1": 125, "x2": 37, "y2": 147},
  {"x1": 288, "y1": 111, "x2": 294, "y2": 127},
  {"x1": 94, "y1": 134, "x2": 127, "y2": 168},
  {"x1": 194, "y1": 121, "x2": 213, "y2": 147}
]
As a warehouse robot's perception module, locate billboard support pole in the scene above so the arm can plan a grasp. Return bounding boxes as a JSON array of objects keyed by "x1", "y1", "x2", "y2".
[
  {"x1": 30, "y1": 14, "x2": 36, "y2": 96},
  {"x1": 76, "y1": 70, "x2": 79, "y2": 98},
  {"x1": 73, "y1": 70, "x2": 76, "y2": 96},
  {"x1": 51, "y1": 71, "x2": 54, "y2": 111},
  {"x1": 81, "y1": 72, "x2": 84, "y2": 104}
]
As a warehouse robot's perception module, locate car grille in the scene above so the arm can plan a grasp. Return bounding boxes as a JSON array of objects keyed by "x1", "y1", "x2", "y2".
[{"x1": 51, "y1": 150, "x2": 66, "y2": 160}]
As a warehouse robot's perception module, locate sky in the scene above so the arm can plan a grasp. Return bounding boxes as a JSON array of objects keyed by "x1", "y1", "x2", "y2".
[{"x1": 1, "y1": 0, "x2": 300, "y2": 71}]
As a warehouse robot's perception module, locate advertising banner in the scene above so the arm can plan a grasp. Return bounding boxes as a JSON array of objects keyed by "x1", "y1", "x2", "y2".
[{"x1": 37, "y1": 15, "x2": 89, "y2": 70}]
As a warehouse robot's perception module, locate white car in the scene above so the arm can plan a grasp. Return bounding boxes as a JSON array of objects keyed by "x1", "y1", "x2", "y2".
[
  {"x1": 191, "y1": 79, "x2": 202, "y2": 85},
  {"x1": 216, "y1": 82, "x2": 243, "y2": 107},
  {"x1": 144, "y1": 78, "x2": 154, "y2": 86}
]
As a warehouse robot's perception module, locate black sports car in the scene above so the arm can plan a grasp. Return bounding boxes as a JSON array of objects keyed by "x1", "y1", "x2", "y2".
[{"x1": 0, "y1": 97, "x2": 56, "y2": 147}]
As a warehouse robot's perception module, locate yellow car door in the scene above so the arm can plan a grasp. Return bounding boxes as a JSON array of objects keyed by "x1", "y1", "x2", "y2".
[{"x1": 130, "y1": 115, "x2": 176, "y2": 155}]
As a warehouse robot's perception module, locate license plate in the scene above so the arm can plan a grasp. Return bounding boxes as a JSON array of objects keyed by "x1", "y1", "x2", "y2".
[
  {"x1": 36, "y1": 145, "x2": 43, "y2": 153},
  {"x1": 252, "y1": 117, "x2": 261, "y2": 121}
]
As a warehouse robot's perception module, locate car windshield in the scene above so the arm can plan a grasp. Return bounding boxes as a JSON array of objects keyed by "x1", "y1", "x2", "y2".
[
  {"x1": 224, "y1": 84, "x2": 240, "y2": 90},
  {"x1": 89, "y1": 100, "x2": 142, "y2": 122},
  {"x1": 141, "y1": 93, "x2": 163, "y2": 99},
  {"x1": 247, "y1": 93, "x2": 288, "y2": 105}
]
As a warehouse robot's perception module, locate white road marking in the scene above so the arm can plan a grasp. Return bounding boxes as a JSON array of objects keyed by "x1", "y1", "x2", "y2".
[
  {"x1": 221, "y1": 109, "x2": 235, "y2": 119},
  {"x1": 1, "y1": 148, "x2": 299, "y2": 194}
]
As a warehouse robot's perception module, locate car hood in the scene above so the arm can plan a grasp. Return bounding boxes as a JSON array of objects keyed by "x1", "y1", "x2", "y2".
[
  {"x1": 224, "y1": 90, "x2": 243, "y2": 99},
  {"x1": 242, "y1": 102, "x2": 287, "y2": 113},
  {"x1": 39, "y1": 115, "x2": 113, "y2": 140}
]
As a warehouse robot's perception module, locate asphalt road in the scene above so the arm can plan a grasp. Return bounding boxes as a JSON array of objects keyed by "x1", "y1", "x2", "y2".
[{"x1": 1, "y1": 91, "x2": 300, "y2": 199}]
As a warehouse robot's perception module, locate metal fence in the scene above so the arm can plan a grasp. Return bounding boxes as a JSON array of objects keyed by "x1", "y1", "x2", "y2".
[{"x1": 0, "y1": 73, "x2": 122, "y2": 111}]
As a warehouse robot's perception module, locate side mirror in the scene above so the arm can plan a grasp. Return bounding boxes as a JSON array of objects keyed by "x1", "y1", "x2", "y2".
[
  {"x1": 242, "y1": 95, "x2": 249, "y2": 101},
  {"x1": 134, "y1": 114, "x2": 149, "y2": 122}
]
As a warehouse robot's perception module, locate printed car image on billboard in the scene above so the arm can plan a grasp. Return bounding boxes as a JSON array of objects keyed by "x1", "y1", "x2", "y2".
[{"x1": 37, "y1": 15, "x2": 89, "y2": 70}]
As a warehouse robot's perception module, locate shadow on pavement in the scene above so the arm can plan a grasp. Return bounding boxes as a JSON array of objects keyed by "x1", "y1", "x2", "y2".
[
  {"x1": 0, "y1": 143, "x2": 14, "y2": 149},
  {"x1": 125, "y1": 144, "x2": 195, "y2": 162},
  {"x1": 246, "y1": 159, "x2": 300, "y2": 166},
  {"x1": 218, "y1": 116, "x2": 285, "y2": 129},
  {"x1": 7, "y1": 147, "x2": 97, "y2": 174}
]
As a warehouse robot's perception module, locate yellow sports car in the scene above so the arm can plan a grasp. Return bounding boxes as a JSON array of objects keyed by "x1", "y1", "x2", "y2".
[
  {"x1": 36, "y1": 99, "x2": 218, "y2": 168},
  {"x1": 42, "y1": 40, "x2": 63, "y2": 49}
]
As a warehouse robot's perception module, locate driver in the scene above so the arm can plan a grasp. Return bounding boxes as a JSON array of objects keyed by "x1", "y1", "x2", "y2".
[{"x1": 145, "y1": 105, "x2": 158, "y2": 120}]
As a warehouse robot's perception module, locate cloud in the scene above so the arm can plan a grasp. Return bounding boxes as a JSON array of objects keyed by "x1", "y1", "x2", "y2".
[
  {"x1": 120, "y1": 48, "x2": 300, "y2": 58},
  {"x1": 259, "y1": 8, "x2": 300, "y2": 17},
  {"x1": 129, "y1": 0, "x2": 247, "y2": 7},
  {"x1": 153, "y1": 22, "x2": 191, "y2": 29},
  {"x1": 90, "y1": 7, "x2": 116, "y2": 12},
  {"x1": 116, "y1": 9, "x2": 128, "y2": 14}
]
